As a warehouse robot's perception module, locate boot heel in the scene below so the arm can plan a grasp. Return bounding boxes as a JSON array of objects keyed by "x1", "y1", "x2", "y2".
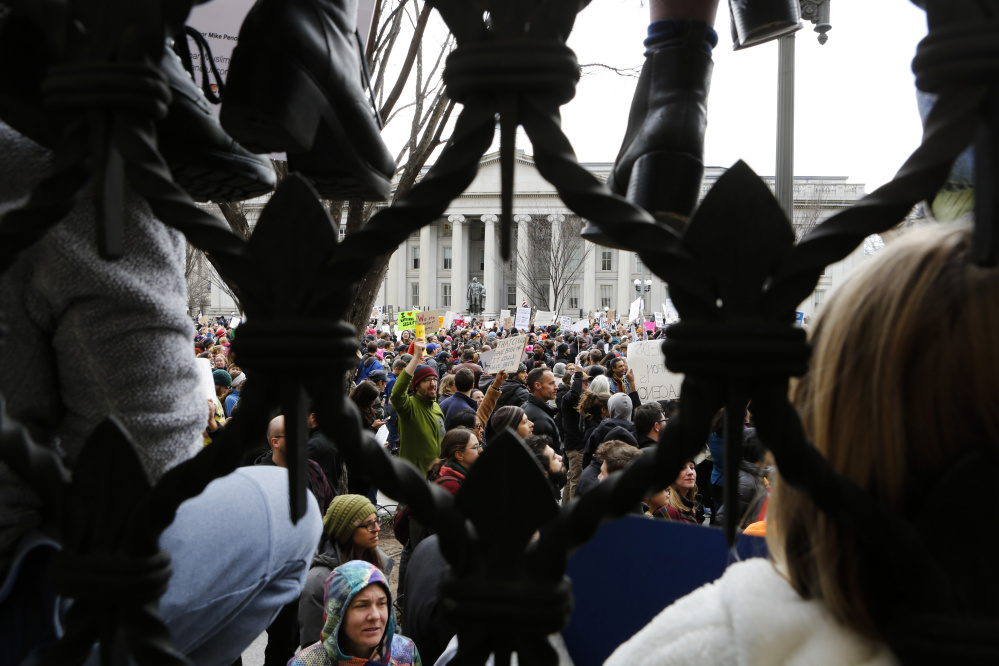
[
  {"x1": 627, "y1": 151, "x2": 704, "y2": 226},
  {"x1": 220, "y1": 44, "x2": 324, "y2": 154}
]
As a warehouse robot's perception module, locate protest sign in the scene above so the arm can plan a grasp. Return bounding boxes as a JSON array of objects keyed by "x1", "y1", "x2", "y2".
[
  {"x1": 654, "y1": 312, "x2": 664, "y2": 327},
  {"x1": 560, "y1": 315, "x2": 572, "y2": 330},
  {"x1": 198, "y1": 314, "x2": 208, "y2": 325},
  {"x1": 397, "y1": 310, "x2": 417, "y2": 331},
  {"x1": 503, "y1": 317, "x2": 512, "y2": 330},
  {"x1": 478, "y1": 349, "x2": 495, "y2": 371},
  {"x1": 628, "y1": 298, "x2": 642, "y2": 324},
  {"x1": 627, "y1": 341, "x2": 683, "y2": 403},
  {"x1": 415, "y1": 325, "x2": 425, "y2": 339},
  {"x1": 515, "y1": 306, "x2": 531, "y2": 329},
  {"x1": 662, "y1": 300, "x2": 680, "y2": 323},
  {"x1": 443, "y1": 311, "x2": 456, "y2": 329},
  {"x1": 483, "y1": 320, "x2": 497, "y2": 329},
  {"x1": 572, "y1": 319, "x2": 589, "y2": 333},
  {"x1": 644, "y1": 321, "x2": 656, "y2": 332},
  {"x1": 500, "y1": 309, "x2": 511, "y2": 322},
  {"x1": 533, "y1": 311, "x2": 557, "y2": 327},
  {"x1": 608, "y1": 309, "x2": 616, "y2": 321},
  {"x1": 195, "y1": 358, "x2": 216, "y2": 402},
  {"x1": 488, "y1": 335, "x2": 528, "y2": 373},
  {"x1": 416, "y1": 309, "x2": 439, "y2": 334}
]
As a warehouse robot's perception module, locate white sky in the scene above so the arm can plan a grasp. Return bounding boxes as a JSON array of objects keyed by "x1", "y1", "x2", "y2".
[{"x1": 561, "y1": 0, "x2": 929, "y2": 192}]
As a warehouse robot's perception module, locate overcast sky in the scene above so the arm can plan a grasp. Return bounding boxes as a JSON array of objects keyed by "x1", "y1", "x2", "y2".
[{"x1": 560, "y1": 0, "x2": 930, "y2": 192}]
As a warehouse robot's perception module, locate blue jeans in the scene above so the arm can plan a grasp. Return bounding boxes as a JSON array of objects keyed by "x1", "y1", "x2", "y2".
[{"x1": 2, "y1": 466, "x2": 322, "y2": 666}]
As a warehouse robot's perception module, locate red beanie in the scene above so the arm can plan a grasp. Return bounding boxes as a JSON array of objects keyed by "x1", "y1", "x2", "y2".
[{"x1": 412, "y1": 365, "x2": 438, "y2": 386}]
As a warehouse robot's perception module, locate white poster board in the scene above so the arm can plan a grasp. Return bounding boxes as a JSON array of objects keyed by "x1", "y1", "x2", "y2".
[
  {"x1": 443, "y1": 311, "x2": 456, "y2": 329},
  {"x1": 653, "y1": 312, "x2": 664, "y2": 328},
  {"x1": 560, "y1": 315, "x2": 572, "y2": 330},
  {"x1": 515, "y1": 306, "x2": 531, "y2": 329},
  {"x1": 571, "y1": 319, "x2": 589, "y2": 333},
  {"x1": 229, "y1": 316, "x2": 242, "y2": 329},
  {"x1": 627, "y1": 340, "x2": 683, "y2": 404},
  {"x1": 500, "y1": 309, "x2": 511, "y2": 321},
  {"x1": 478, "y1": 349, "x2": 495, "y2": 371},
  {"x1": 488, "y1": 335, "x2": 528, "y2": 373},
  {"x1": 628, "y1": 297, "x2": 643, "y2": 324},
  {"x1": 533, "y1": 311, "x2": 557, "y2": 327},
  {"x1": 662, "y1": 300, "x2": 680, "y2": 323},
  {"x1": 195, "y1": 358, "x2": 217, "y2": 402}
]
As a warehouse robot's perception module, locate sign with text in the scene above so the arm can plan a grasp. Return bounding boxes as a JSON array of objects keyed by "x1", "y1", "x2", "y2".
[
  {"x1": 654, "y1": 312, "x2": 664, "y2": 328},
  {"x1": 534, "y1": 311, "x2": 557, "y2": 327},
  {"x1": 662, "y1": 300, "x2": 679, "y2": 323},
  {"x1": 500, "y1": 309, "x2": 511, "y2": 322},
  {"x1": 608, "y1": 309, "x2": 616, "y2": 322},
  {"x1": 478, "y1": 349, "x2": 495, "y2": 370},
  {"x1": 397, "y1": 310, "x2": 418, "y2": 331},
  {"x1": 195, "y1": 358, "x2": 216, "y2": 402},
  {"x1": 572, "y1": 319, "x2": 589, "y2": 333},
  {"x1": 628, "y1": 298, "x2": 642, "y2": 324},
  {"x1": 644, "y1": 321, "x2": 656, "y2": 332},
  {"x1": 627, "y1": 341, "x2": 683, "y2": 404},
  {"x1": 488, "y1": 335, "x2": 528, "y2": 374},
  {"x1": 443, "y1": 311, "x2": 456, "y2": 329},
  {"x1": 560, "y1": 315, "x2": 572, "y2": 330},
  {"x1": 229, "y1": 317, "x2": 242, "y2": 329},
  {"x1": 503, "y1": 317, "x2": 512, "y2": 330},
  {"x1": 515, "y1": 306, "x2": 532, "y2": 330},
  {"x1": 416, "y1": 309, "x2": 440, "y2": 334}
]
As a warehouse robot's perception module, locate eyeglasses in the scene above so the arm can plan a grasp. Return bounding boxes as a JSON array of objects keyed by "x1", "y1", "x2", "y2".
[
  {"x1": 466, "y1": 444, "x2": 484, "y2": 451},
  {"x1": 357, "y1": 520, "x2": 380, "y2": 533},
  {"x1": 474, "y1": 423, "x2": 484, "y2": 430}
]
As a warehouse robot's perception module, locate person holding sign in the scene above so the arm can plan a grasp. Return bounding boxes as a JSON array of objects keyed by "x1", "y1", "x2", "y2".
[{"x1": 389, "y1": 338, "x2": 446, "y2": 477}]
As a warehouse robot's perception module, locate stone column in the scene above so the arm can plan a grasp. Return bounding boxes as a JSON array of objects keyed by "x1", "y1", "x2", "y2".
[
  {"x1": 513, "y1": 214, "x2": 532, "y2": 310},
  {"x1": 617, "y1": 248, "x2": 632, "y2": 324},
  {"x1": 419, "y1": 223, "x2": 437, "y2": 310},
  {"x1": 449, "y1": 214, "x2": 466, "y2": 315},
  {"x1": 482, "y1": 214, "x2": 500, "y2": 316}
]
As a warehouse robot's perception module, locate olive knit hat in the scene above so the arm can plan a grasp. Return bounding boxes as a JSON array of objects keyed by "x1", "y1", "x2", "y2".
[{"x1": 323, "y1": 495, "x2": 377, "y2": 545}]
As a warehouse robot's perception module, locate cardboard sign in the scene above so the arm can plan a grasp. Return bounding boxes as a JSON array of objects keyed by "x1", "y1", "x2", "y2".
[
  {"x1": 515, "y1": 306, "x2": 532, "y2": 330},
  {"x1": 560, "y1": 315, "x2": 572, "y2": 330},
  {"x1": 503, "y1": 317, "x2": 512, "y2": 330},
  {"x1": 416, "y1": 309, "x2": 439, "y2": 334},
  {"x1": 534, "y1": 311, "x2": 557, "y2": 327},
  {"x1": 627, "y1": 341, "x2": 683, "y2": 404},
  {"x1": 488, "y1": 335, "x2": 528, "y2": 374},
  {"x1": 398, "y1": 310, "x2": 418, "y2": 331},
  {"x1": 198, "y1": 314, "x2": 208, "y2": 325},
  {"x1": 608, "y1": 309, "x2": 616, "y2": 321},
  {"x1": 195, "y1": 358, "x2": 217, "y2": 402}
]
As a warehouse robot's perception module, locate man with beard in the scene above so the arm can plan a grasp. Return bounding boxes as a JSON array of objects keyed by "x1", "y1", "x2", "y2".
[
  {"x1": 390, "y1": 337, "x2": 446, "y2": 476},
  {"x1": 524, "y1": 434, "x2": 568, "y2": 501}
]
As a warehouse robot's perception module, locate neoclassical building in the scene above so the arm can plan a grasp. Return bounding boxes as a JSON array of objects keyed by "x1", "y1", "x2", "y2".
[
  {"x1": 195, "y1": 151, "x2": 870, "y2": 322},
  {"x1": 379, "y1": 150, "x2": 868, "y2": 321}
]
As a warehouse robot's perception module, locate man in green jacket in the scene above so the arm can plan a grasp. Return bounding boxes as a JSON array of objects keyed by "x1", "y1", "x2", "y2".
[{"x1": 389, "y1": 337, "x2": 445, "y2": 476}]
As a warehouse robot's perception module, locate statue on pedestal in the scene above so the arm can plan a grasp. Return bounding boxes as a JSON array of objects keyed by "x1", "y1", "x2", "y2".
[{"x1": 467, "y1": 277, "x2": 486, "y2": 315}]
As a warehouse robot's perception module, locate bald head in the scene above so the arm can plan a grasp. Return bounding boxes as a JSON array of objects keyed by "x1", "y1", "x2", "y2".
[{"x1": 267, "y1": 415, "x2": 287, "y2": 467}]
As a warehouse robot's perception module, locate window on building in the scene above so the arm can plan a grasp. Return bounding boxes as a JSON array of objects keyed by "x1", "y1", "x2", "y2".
[
  {"x1": 411, "y1": 283, "x2": 420, "y2": 308},
  {"x1": 412, "y1": 246, "x2": 420, "y2": 270},
  {"x1": 600, "y1": 285, "x2": 612, "y2": 309},
  {"x1": 507, "y1": 284, "x2": 517, "y2": 307},
  {"x1": 480, "y1": 247, "x2": 485, "y2": 271},
  {"x1": 601, "y1": 250, "x2": 613, "y2": 271},
  {"x1": 814, "y1": 289, "x2": 825, "y2": 312},
  {"x1": 635, "y1": 254, "x2": 644, "y2": 273},
  {"x1": 568, "y1": 284, "x2": 580, "y2": 309},
  {"x1": 443, "y1": 246, "x2": 452, "y2": 270},
  {"x1": 442, "y1": 283, "x2": 451, "y2": 307},
  {"x1": 338, "y1": 226, "x2": 346, "y2": 241}
]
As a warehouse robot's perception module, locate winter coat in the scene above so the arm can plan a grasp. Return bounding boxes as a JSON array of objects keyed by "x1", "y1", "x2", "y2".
[
  {"x1": 293, "y1": 558, "x2": 411, "y2": 665},
  {"x1": 494, "y1": 378, "x2": 530, "y2": 410},
  {"x1": 582, "y1": 417, "x2": 638, "y2": 468},
  {"x1": 254, "y1": 452, "x2": 333, "y2": 516},
  {"x1": 560, "y1": 372, "x2": 587, "y2": 452},
  {"x1": 522, "y1": 394, "x2": 561, "y2": 451},
  {"x1": 715, "y1": 460, "x2": 769, "y2": 529},
  {"x1": 574, "y1": 458, "x2": 603, "y2": 497},
  {"x1": 434, "y1": 462, "x2": 467, "y2": 496},
  {"x1": 402, "y1": 536, "x2": 453, "y2": 666},
  {"x1": 439, "y1": 391, "x2": 478, "y2": 426},
  {"x1": 708, "y1": 432, "x2": 725, "y2": 487},
  {"x1": 390, "y1": 369, "x2": 445, "y2": 476},
  {"x1": 605, "y1": 558, "x2": 897, "y2": 666}
]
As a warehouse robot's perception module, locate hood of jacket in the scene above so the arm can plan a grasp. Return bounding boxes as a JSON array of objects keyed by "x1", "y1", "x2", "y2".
[{"x1": 321, "y1": 560, "x2": 397, "y2": 663}]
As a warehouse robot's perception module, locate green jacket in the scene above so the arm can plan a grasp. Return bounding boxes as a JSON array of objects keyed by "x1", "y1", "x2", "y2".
[{"x1": 390, "y1": 369, "x2": 445, "y2": 476}]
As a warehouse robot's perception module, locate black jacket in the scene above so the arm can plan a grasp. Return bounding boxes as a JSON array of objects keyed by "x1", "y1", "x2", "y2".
[
  {"x1": 495, "y1": 378, "x2": 530, "y2": 409},
  {"x1": 575, "y1": 459, "x2": 603, "y2": 497},
  {"x1": 561, "y1": 372, "x2": 587, "y2": 451},
  {"x1": 583, "y1": 417, "x2": 638, "y2": 468},
  {"x1": 523, "y1": 394, "x2": 561, "y2": 451},
  {"x1": 716, "y1": 460, "x2": 769, "y2": 529}
]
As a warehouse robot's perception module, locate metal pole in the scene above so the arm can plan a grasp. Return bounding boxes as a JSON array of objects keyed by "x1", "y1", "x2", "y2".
[{"x1": 775, "y1": 33, "x2": 796, "y2": 218}]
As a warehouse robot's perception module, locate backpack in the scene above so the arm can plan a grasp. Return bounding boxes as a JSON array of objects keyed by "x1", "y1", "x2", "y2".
[{"x1": 354, "y1": 355, "x2": 378, "y2": 384}]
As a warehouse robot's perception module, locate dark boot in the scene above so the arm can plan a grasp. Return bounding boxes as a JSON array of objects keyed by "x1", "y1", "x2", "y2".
[
  {"x1": 606, "y1": 23, "x2": 713, "y2": 233},
  {"x1": 220, "y1": 0, "x2": 395, "y2": 201}
]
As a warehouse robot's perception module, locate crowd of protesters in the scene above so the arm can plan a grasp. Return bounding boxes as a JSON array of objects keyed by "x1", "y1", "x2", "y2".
[{"x1": 191, "y1": 310, "x2": 775, "y2": 665}]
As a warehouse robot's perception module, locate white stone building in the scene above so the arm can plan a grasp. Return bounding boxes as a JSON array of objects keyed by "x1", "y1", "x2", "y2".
[{"x1": 194, "y1": 150, "x2": 869, "y2": 322}]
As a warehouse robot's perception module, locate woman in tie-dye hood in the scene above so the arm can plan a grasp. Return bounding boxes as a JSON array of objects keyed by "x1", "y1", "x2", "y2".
[{"x1": 289, "y1": 560, "x2": 421, "y2": 666}]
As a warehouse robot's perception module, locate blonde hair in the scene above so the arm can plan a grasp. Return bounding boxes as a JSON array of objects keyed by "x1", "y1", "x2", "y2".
[
  {"x1": 437, "y1": 374, "x2": 456, "y2": 399},
  {"x1": 770, "y1": 225, "x2": 999, "y2": 639},
  {"x1": 665, "y1": 463, "x2": 697, "y2": 512}
]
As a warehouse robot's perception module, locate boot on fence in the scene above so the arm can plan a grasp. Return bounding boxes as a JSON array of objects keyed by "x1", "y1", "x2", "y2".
[{"x1": 220, "y1": 0, "x2": 395, "y2": 201}]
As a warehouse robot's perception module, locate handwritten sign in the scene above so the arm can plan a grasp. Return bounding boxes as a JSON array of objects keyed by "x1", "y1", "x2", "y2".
[
  {"x1": 515, "y1": 306, "x2": 531, "y2": 330},
  {"x1": 398, "y1": 310, "x2": 417, "y2": 331},
  {"x1": 627, "y1": 298, "x2": 643, "y2": 324},
  {"x1": 534, "y1": 311, "x2": 557, "y2": 327},
  {"x1": 487, "y1": 335, "x2": 528, "y2": 374},
  {"x1": 229, "y1": 317, "x2": 242, "y2": 329},
  {"x1": 478, "y1": 349, "x2": 495, "y2": 370},
  {"x1": 416, "y1": 309, "x2": 439, "y2": 334},
  {"x1": 503, "y1": 317, "x2": 512, "y2": 330},
  {"x1": 195, "y1": 358, "x2": 217, "y2": 402},
  {"x1": 644, "y1": 321, "x2": 656, "y2": 332},
  {"x1": 627, "y1": 341, "x2": 683, "y2": 404},
  {"x1": 654, "y1": 312, "x2": 664, "y2": 327},
  {"x1": 443, "y1": 311, "x2": 456, "y2": 329},
  {"x1": 500, "y1": 309, "x2": 511, "y2": 322},
  {"x1": 608, "y1": 309, "x2": 616, "y2": 321},
  {"x1": 560, "y1": 315, "x2": 572, "y2": 330},
  {"x1": 571, "y1": 319, "x2": 589, "y2": 333},
  {"x1": 662, "y1": 300, "x2": 680, "y2": 323}
]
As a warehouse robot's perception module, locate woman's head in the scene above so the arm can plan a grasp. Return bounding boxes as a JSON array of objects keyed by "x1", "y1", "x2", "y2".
[
  {"x1": 577, "y1": 391, "x2": 610, "y2": 421},
  {"x1": 321, "y1": 561, "x2": 395, "y2": 662},
  {"x1": 487, "y1": 405, "x2": 532, "y2": 442},
  {"x1": 322, "y1": 495, "x2": 379, "y2": 551},
  {"x1": 349, "y1": 381, "x2": 381, "y2": 422},
  {"x1": 589, "y1": 375, "x2": 611, "y2": 396},
  {"x1": 437, "y1": 374, "x2": 456, "y2": 399},
  {"x1": 440, "y1": 426, "x2": 480, "y2": 468},
  {"x1": 774, "y1": 225, "x2": 999, "y2": 639}
]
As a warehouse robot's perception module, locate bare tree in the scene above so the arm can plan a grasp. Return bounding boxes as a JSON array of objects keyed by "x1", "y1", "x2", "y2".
[
  {"x1": 512, "y1": 214, "x2": 590, "y2": 316},
  {"x1": 200, "y1": 0, "x2": 456, "y2": 336},
  {"x1": 184, "y1": 245, "x2": 210, "y2": 316},
  {"x1": 792, "y1": 196, "x2": 828, "y2": 243}
]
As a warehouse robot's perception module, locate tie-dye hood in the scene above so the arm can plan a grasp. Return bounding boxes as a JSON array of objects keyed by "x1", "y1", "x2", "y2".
[{"x1": 321, "y1": 560, "x2": 396, "y2": 663}]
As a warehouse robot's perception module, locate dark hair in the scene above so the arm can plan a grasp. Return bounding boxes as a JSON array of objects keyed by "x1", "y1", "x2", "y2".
[
  {"x1": 595, "y1": 440, "x2": 642, "y2": 473},
  {"x1": 428, "y1": 427, "x2": 477, "y2": 479},
  {"x1": 486, "y1": 405, "x2": 526, "y2": 442},
  {"x1": 366, "y1": 341, "x2": 378, "y2": 353},
  {"x1": 525, "y1": 367, "x2": 548, "y2": 393},
  {"x1": 659, "y1": 399, "x2": 680, "y2": 419},
  {"x1": 516, "y1": 362, "x2": 528, "y2": 376},
  {"x1": 454, "y1": 368, "x2": 475, "y2": 393},
  {"x1": 524, "y1": 434, "x2": 553, "y2": 472},
  {"x1": 607, "y1": 355, "x2": 626, "y2": 373},
  {"x1": 349, "y1": 380, "x2": 380, "y2": 426},
  {"x1": 577, "y1": 391, "x2": 610, "y2": 420},
  {"x1": 446, "y1": 408, "x2": 477, "y2": 431},
  {"x1": 633, "y1": 402, "x2": 664, "y2": 437},
  {"x1": 461, "y1": 349, "x2": 475, "y2": 362}
]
